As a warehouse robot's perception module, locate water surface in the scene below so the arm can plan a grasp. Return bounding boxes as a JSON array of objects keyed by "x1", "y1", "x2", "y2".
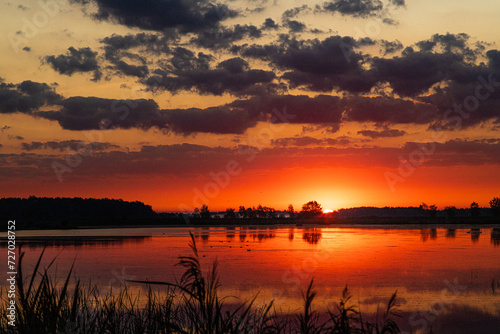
[{"x1": 3, "y1": 226, "x2": 500, "y2": 333}]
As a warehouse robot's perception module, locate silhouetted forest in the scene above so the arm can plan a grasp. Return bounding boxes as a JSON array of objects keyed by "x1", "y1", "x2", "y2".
[
  {"x1": 0, "y1": 196, "x2": 156, "y2": 229},
  {"x1": 335, "y1": 206, "x2": 494, "y2": 218}
]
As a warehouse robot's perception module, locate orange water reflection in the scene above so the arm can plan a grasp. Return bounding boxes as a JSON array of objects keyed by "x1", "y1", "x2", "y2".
[{"x1": 4, "y1": 226, "x2": 500, "y2": 333}]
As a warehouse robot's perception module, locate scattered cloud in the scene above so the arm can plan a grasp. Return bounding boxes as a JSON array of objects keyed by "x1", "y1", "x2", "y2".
[
  {"x1": 143, "y1": 57, "x2": 276, "y2": 95},
  {"x1": 44, "y1": 47, "x2": 102, "y2": 81},
  {"x1": 319, "y1": 0, "x2": 405, "y2": 23},
  {"x1": 190, "y1": 24, "x2": 262, "y2": 49},
  {"x1": 0, "y1": 80, "x2": 62, "y2": 114},
  {"x1": 357, "y1": 128, "x2": 407, "y2": 138},
  {"x1": 21, "y1": 140, "x2": 121, "y2": 152}
]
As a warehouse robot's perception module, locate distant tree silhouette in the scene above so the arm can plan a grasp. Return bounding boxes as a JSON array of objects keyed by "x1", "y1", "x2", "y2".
[
  {"x1": 200, "y1": 204, "x2": 210, "y2": 219},
  {"x1": 470, "y1": 202, "x2": 480, "y2": 217},
  {"x1": 444, "y1": 206, "x2": 456, "y2": 219},
  {"x1": 419, "y1": 202, "x2": 429, "y2": 210},
  {"x1": 238, "y1": 206, "x2": 246, "y2": 218},
  {"x1": 256, "y1": 204, "x2": 265, "y2": 218},
  {"x1": 287, "y1": 204, "x2": 295, "y2": 218},
  {"x1": 490, "y1": 197, "x2": 500, "y2": 217},
  {"x1": 428, "y1": 204, "x2": 438, "y2": 218},
  {"x1": 224, "y1": 208, "x2": 236, "y2": 219},
  {"x1": 262, "y1": 206, "x2": 276, "y2": 218},
  {"x1": 300, "y1": 201, "x2": 323, "y2": 218},
  {"x1": 193, "y1": 207, "x2": 201, "y2": 219},
  {"x1": 246, "y1": 207, "x2": 256, "y2": 219}
]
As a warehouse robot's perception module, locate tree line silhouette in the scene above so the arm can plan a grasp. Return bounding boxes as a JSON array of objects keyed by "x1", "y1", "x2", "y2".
[
  {"x1": 1, "y1": 196, "x2": 499, "y2": 229},
  {"x1": 191, "y1": 201, "x2": 324, "y2": 220},
  {"x1": 194, "y1": 198, "x2": 500, "y2": 220},
  {"x1": 0, "y1": 196, "x2": 156, "y2": 228}
]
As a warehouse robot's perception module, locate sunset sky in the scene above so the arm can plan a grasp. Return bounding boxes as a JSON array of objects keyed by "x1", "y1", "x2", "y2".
[{"x1": 1, "y1": 0, "x2": 500, "y2": 212}]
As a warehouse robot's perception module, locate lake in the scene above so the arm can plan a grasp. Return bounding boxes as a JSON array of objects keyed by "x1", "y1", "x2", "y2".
[{"x1": 2, "y1": 225, "x2": 500, "y2": 333}]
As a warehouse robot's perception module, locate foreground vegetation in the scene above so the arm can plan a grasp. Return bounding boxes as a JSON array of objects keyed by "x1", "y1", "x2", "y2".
[{"x1": 1, "y1": 235, "x2": 402, "y2": 334}]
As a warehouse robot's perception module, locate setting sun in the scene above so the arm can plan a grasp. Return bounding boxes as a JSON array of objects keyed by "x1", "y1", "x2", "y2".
[{"x1": 323, "y1": 209, "x2": 334, "y2": 214}]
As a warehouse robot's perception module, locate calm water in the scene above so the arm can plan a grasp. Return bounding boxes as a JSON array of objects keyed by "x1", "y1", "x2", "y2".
[{"x1": 2, "y1": 226, "x2": 500, "y2": 333}]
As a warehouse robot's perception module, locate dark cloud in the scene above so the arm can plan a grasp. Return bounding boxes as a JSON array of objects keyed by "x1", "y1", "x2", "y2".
[
  {"x1": 237, "y1": 32, "x2": 497, "y2": 100},
  {"x1": 44, "y1": 47, "x2": 102, "y2": 81},
  {"x1": 321, "y1": 0, "x2": 384, "y2": 18},
  {"x1": 100, "y1": 33, "x2": 172, "y2": 77},
  {"x1": 423, "y1": 81, "x2": 500, "y2": 129},
  {"x1": 344, "y1": 96, "x2": 440, "y2": 124},
  {"x1": 380, "y1": 39, "x2": 403, "y2": 55},
  {"x1": 241, "y1": 35, "x2": 372, "y2": 92},
  {"x1": 31, "y1": 94, "x2": 257, "y2": 134},
  {"x1": 262, "y1": 18, "x2": 279, "y2": 30},
  {"x1": 366, "y1": 34, "x2": 493, "y2": 97},
  {"x1": 101, "y1": 33, "x2": 172, "y2": 59},
  {"x1": 32, "y1": 93, "x2": 343, "y2": 134},
  {"x1": 163, "y1": 107, "x2": 258, "y2": 135},
  {"x1": 357, "y1": 37, "x2": 377, "y2": 46},
  {"x1": 282, "y1": 5, "x2": 310, "y2": 19},
  {"x1": 271, "y1": 136, "x2": 350, "y2": 147},
  {"x1": 320, "y1": 0, "x2": 405, "y2": 17},
  {"x1": 229, "y1": 94, "x2": 343, "y2": 124},
  {"x1": 38, "y1": 97, "x2": 164, "y2": 131},
  {"x1": 272, "y1": 136, "x2": 324, "y2": 147},
  {"x1": 284, "y1": 20, "x2": 306, "y2": 33},
  {"x1": 370, "y1": 51, "x2": 463, "y2": 96},
  {"x1": 21, "y1": 140, "x2": 121, "y2": 152},
  {"x1": 169, "y1": 47, "x2": 213, "y2": 71},
  {"x1": 246, "y1": 7, "x2": 265, "y2": 14},
  {"x1": 112, "y1": 60, "x2": 149, "y2": 78},
  {"x1": 22, "y1": 46, "x2": 31, "y2": 52},
  {"x1": 73, "y1": 0, "x2": 237, "y2": 32},
  {"x1": 415, "y1": 33, "x2": 482, "y2": 61},
  {"x1": 357, "y1": 128, "x2": 407, "y2": 138},
  {"x1": 319, "y1": 0, "x2": 405, "y2": 23},
  {"x1": 0, "y1": 80, "x2": 62, "y2": 114},
  {"x1": 390, "y1": 0, "x2": 405, "y2": 5},
  {"x1": 143, "y1": 57, "x2": 275, "y2": 95},
  {"x1": 419, "y1": 50, "x2": 500, "y2": 129},
  {"x1": 318, "y1": 0, "x2": 404, "y2": 23},
  {"x1": 190, "y1": 24, "x2": 262, "y2": 49},
  {"x1": 230, "y1": 82, "x2": 288, "y2": 97},
  {"x1": 487, "y1": 49, "x2": 500, "y2": 70}
]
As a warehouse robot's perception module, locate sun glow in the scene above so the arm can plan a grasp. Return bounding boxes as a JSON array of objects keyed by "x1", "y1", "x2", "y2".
[{"x1": 323, "y1": 209, "x2": 334, "y2": 214}]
